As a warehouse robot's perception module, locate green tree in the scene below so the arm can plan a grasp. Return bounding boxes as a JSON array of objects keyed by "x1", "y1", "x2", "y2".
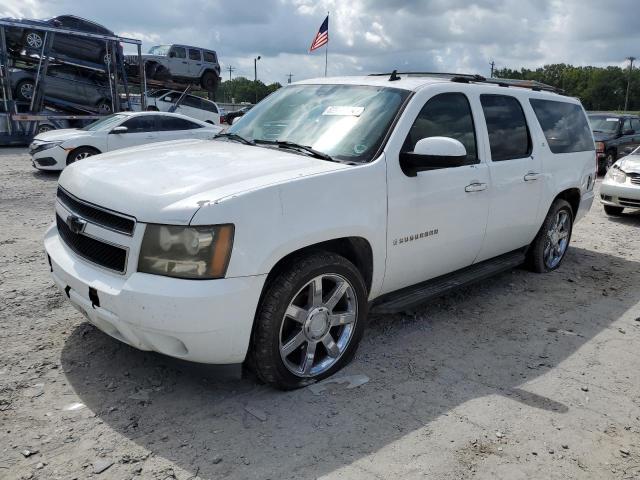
[{"x1": 215, "y1": 77, "x2": 282, "y2": 104}]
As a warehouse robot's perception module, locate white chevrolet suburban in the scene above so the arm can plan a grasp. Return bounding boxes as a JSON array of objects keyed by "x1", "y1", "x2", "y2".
[{"x1": 45, "y1": 73, "x2": 596, "y2": 389}]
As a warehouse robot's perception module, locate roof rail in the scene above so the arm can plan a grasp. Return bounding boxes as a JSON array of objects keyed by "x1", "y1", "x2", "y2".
[{"x1": 368, "y1": 71, "x2": 564, "y2": 94}]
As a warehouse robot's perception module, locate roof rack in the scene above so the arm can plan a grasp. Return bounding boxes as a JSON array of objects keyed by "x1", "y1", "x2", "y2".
[{"x1": 369, "y1": 71, "x2": 564, "y2": 94}]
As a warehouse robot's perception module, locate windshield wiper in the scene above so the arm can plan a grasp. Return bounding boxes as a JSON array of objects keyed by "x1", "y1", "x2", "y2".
[
  {"x1": 214, "y1": 132, "x2": 255, "y2": 145},
  {"x1": 255, "y1": 139, "x2": 336, "y2": 162}
]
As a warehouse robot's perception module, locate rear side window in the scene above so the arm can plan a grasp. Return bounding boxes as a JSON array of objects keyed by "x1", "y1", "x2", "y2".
[
  {"x1": 200, "y1": 100, "x2": 218, "y2": 113},
  {"x1": 189, "y1": 49, "x2": 202, "y2": 61},
  {"x1": 203, "y1": 51, "x2": 216, "y2": 63},
  {"x1": 632, "y1": 119, "x2": 640, "y2": 132},
  {"x1": 403, "y1": 92, "x2": 478, "y2": 164},
  {"x1": 182, "y1": 95, "x2": 204, "y2": 109},
  {"x1": 529, "y1": 99, "x2": 594, "y2": 154},
  {"x1": 157, "y1": 116, "x2": 201, "y2": 131},
  {"x1": 480, "y1": 94, "x2": 531, "y2": 161}
]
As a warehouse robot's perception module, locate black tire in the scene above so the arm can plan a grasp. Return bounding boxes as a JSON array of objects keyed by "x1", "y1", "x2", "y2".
[
  {"x1": 250, "y1": 251, "x2": 368, "y2": 390},
  {"x1": 145, "y1": 62, "x2": 159, "y2": 79},
  {"x1": 200, "y1": 71, "x2": 219, "y2": 92},
  {"x1": 154, "y1": 66, "x2": 171, "y2": 81},
  {"x1": 15, "y1": 79, "x2": 35, "y2": 101},
  {"x1": 37, "y1": 124, "x2": 54, "y2": 134},
  {"x1": 603, "y1": 205, "x2": 624, "y2": 216},
  {"x1": 96, "y1": 99, "x2": 112, "y2": 114},
  {"x1": 605, "y1": 152, "x2": 616, "y2": 171},
  {"x1": 66, "y1": 147, "x2": 100, "y2": 166},
  {"x1": 526, "y1": 199, "x2": 574, "y2": 273}
]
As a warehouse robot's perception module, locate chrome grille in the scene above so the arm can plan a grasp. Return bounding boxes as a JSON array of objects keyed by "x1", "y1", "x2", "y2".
[{"x1": 57, "y1": 187, "x2": 135, "y2": 235}]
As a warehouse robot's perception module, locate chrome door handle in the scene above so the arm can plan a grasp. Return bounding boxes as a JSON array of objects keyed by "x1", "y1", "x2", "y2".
[
  {"x1": 465, "y1": 182, "x2": 487, "y2": 192},
  {"x1": 524, "y1": 172, "x2": 541, "y2": 182}
]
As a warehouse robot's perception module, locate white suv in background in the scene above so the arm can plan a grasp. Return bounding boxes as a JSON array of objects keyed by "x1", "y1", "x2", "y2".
[
  {"x1": 44, "y1": 73, "x2": 595, "y2": 389},
  {"x1": 130, "y1": 89, "x2": 221, "y2": 125}
]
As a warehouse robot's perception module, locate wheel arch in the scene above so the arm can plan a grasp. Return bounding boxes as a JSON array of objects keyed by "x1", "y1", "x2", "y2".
[
  {"x1": 261, "y1": 236, "x2": 375, "y2": 302},
  {"x1": 553, "y1": 188, "x2": 581, "y2": 218}
]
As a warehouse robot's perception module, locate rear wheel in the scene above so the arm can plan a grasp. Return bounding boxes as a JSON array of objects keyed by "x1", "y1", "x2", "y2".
[
  {"x1": 24, "y1": 31, "x2": 44, "y2": 50},
  {"x1": 200, "y1": 71, "x2": 219, "y2": 92},
  {"x1": 37, "y1": 123, "x2": 54, "y2": 134},
  {"x1": 15, "y1": 79, "x2": 35, "y2": 101},
  {"x1": 526, "y1": 199, "x2": 574, "y2": 273},
  {"x1": 604, "y1": 205, "x2": 624, "y2": 216},
  {"x1": 96, "y1": 99, "x2": 113, "y2": 114},
  {"x1": 605, "y1": 152, "x2": 616, "y2": 171},
  {"x1": 66, "y1": 147, "x2": 99, "y2": 166},
  {"x1": 250, "y1": 252, "x2": 368, "y2": 390}
]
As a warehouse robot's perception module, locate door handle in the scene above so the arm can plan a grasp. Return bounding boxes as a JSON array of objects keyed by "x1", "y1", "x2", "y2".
[
  {"x1": 524, "y1": 172, "x2": 541, "y2": 182},
  {"x1": 465, "y1": 182, "x2": 487, "y2": 193}
]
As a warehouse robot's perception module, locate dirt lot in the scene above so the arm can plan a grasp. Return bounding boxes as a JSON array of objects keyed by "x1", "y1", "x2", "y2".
[{"x1": 1, "y1": 147, "x2": 640, "y2": 480}]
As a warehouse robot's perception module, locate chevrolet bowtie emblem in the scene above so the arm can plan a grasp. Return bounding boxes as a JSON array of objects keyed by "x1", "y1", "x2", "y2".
[{"x1": 66, "y1": 214, "x2": 87, "y2": 234}]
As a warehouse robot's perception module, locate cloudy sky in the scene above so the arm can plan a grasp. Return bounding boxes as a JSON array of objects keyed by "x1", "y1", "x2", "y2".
[{"x1": 2, "y1": 0, "x2": 638, "y2": 84}]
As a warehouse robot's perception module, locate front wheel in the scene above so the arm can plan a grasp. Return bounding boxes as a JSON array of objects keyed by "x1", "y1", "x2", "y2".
[
  {"x1": 250, "y1": 252, "x2": 368, "y2": 390},
  {"x1": 15, "y1": 79, "x2": 35, "y2": 101},
  {"x1": 24, "y1": 31, "x2": 44, "y2": 50},
  {"x1": 66, "y1": 147, "x2": 99, "y2": 166},
  {"x1": 526, "y1": 199, "x2": 574, "y2": 273}
]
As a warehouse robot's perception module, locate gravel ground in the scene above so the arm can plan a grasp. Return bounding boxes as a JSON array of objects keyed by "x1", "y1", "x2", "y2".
[{"x1": 1, "y1": 147, "x2": 640, "y2": 480}]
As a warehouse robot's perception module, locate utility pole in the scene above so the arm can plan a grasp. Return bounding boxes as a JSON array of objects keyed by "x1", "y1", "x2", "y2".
[
  {"x1": 286, "y1": 73, "x2": 294, "y2": 84},
  {"x1": 226, "y1": 65, "x2": 235, "y2": 81},
  {"x1": 254, "y1": 55, "x2": 261, "y2": 104},
  {"x1": 490, "y1": 61, "x2": 495, "y2": 78},
  {"x1": 624, "y1": 56, "x2": 635, "y2": 112}
]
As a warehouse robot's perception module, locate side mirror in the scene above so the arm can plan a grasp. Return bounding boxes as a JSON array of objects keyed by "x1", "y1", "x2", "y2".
[
  {"x1": 110, "y1": 126, "x2": 128, "y2": 134},
  {"x1": 232, "y1": 116, "x2": 242, "y2": 125},
  {"x1": 623, "y1": 129, "x2": 635, "y2": 136},
  {"x1": 400, "y1": 137, "x2": 468, "y2": 177}
]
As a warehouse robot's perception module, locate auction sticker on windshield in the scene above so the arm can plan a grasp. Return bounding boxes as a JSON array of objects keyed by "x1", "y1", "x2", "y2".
[{"x1": 322, "y1": 106, "x2": 365, "y2": 116}]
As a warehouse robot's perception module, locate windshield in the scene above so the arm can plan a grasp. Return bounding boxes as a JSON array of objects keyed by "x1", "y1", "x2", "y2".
[
  {"x1": 82, "y1": 114, "x2": 126, "y2": 131},
  {"x1": 588, "y1": 115, "x2": 620, "y2": 133},
  {"x1": 148, "y1": 45, "x2": 171, "y2": 56},
  {"x1": 227, "y1": 84, "x2": 410, "y2": 162}
]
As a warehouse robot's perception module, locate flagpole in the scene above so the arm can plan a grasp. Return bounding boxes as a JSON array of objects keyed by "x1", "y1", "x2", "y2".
[{"x1": 324, "y1": 11, "x2": 329, "y2": 77}]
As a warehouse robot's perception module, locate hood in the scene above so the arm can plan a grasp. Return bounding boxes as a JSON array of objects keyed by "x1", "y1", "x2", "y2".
[
  {"x1": 618, "y1": 155, "x2": 640, "y2": 174},
  {"x1": 592, "y1": 131, "x2": 617, "y2": 142},
  {"x1": 33, "y1": 128, "x2": 87, "y2": 143},
  {"x1": 59, "y1": 139, "x2": 348, "y2": 224}
]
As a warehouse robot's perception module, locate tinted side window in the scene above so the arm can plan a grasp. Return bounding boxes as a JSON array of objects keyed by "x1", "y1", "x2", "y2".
[
  {"x1": 157, "y1": 116, "x2": 201, "y2": 131},
  {"x1": 529, "y1": 99, "x2": 594, "y2": 154},
  {"x1": 480, "y1": 95, "x2": 531, "y2": 161},
  {"x1": 203, "y1": 51, "x2": 216, "y2": 63},
  {"x1": 122, "y1": 116, "x2": 156, "y2": 133},
  {"x1": 403, "y1": 92, "x2": 478, "y2": 164},
  {"x1": 189, "y1": 49, "x2": 202, "y2": 61},
  {"x1": 632, "y1": 119, "x2": 640, "y2": 132},
  {"x1": 200, "y1": 100, "x2": 218, "y2": 113},
  {"x1": 623, "y1": 118, "x2": 633, "y2": 133},
  {"x1": 172, "y1": 47, "x2": 186, "y2": 59},
  {"x1": 182, "y1": 95, "x2": 203, "y2": 109}
]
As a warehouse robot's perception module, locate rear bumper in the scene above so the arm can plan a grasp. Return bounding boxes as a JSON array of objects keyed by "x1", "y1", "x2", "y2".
[{"x1": 44, "y1": 225, "x2": 267, "y2": 364}]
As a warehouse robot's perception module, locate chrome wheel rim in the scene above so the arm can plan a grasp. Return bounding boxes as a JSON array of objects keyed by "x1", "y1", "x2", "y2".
[
  {"x1": 544, "y1": 210, "x2": 570, "y2": 269},
  {"x1": 279, "y1": 273, "x2": 357, "y2": 377},
  {"x1": 26, "y1": 32, "x2": 43, "y2": 49},
  {"x1": 98, "y1": 103, "x2": 112, "y2": 113},
  {"x1": 20, "y1": 83, "x2": 34, "y2": 99},
  {"x1": 37, "y1": 125, "x2": 53, "y2": 133},
  {"x1": 74, "y1": 152, "x2": 92, "y2": 162},
  {"x1": 103, "y1": 53, "x2": 111, "y2": 64}
]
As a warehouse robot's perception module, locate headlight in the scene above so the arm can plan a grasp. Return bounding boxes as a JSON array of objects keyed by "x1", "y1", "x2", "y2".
[
  {"x1": 605, "y1": 166, "x2": 627, "y2": 184},
  {"x1": 138, "y1": 224, "x2": 234, "y2": 279},
  {"x1": 30, "y1": 140, "x2": 63, "y2": 154}
]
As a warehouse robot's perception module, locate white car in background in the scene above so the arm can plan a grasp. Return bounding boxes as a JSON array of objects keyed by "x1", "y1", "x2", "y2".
[
  {"x1": 600, "y1": 146, "x2": 640, "y2": 215},
  {"x1": 29, "y1": 111, "x2": 221, "y2": 171},
  {"x1": 129, "y1": 89, "x2": 221, "y2": 125}
]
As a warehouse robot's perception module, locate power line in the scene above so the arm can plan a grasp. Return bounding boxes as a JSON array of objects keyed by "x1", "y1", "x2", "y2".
[
  {"x1": 286, "y1": 73, "x2": 294, "y2": 84},
  {"x1": 490, "y1": 61, "x2": 496, "y2": 78}
]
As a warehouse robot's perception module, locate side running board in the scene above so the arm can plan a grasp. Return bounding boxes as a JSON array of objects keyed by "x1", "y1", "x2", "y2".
[{"x1": 371, "y1": 249, "x2": 526, "y2": 314}]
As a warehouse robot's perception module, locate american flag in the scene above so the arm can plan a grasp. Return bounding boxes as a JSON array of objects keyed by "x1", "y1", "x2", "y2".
[{"x1": 309, "y1": 15, "x2": 329, "y2": 52}]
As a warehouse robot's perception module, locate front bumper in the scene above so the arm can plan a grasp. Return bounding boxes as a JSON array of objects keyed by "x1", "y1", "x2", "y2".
[
  {"x1": 44, "y1": 225, "x2": 267, "y2": 364},
  {"x1": 600, "y1": 179, "x2": 640, "y2": 209},
  {"x1": 31, "y1": 146, "x2": 67, "y2": 171}
]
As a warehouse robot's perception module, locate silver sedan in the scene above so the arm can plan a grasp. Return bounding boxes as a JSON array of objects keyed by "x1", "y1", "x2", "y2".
[{"x1": 600, "y1": 147, "x2": 640, "y2": 215}]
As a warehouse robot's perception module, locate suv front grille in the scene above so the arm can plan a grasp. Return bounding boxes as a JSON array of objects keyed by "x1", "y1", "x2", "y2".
[
  {"x1": 57, "y1": 187, "x2": 135, "y2": 235},
  {"x1": 56, "y1": 214, "x2": 128, "y2": 273}
]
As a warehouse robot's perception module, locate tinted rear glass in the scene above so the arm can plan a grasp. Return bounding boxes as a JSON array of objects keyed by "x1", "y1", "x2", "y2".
[
  {"x1": 203, "y1": 51, "x2": 216, "y2": 63},
  {"x1": 530, "y1": 99, "x2": 594, "y2": 154},
  {"x1": 480, "y1": 94, "x2": 531, "y2": 161}
]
